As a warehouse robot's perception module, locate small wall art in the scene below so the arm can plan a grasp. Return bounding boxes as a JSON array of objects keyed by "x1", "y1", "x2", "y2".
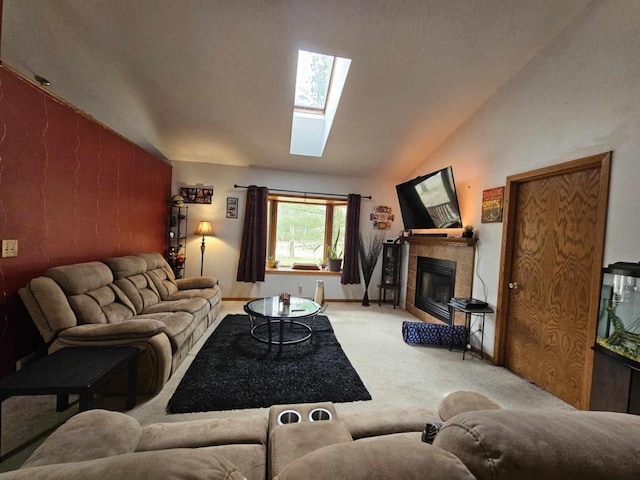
[
  {"x1": 226, "y1": 197, "x2": 239, "y2": 218},
  {"x1": 179, "y1": 186, "x2": 214, "y2": 204},
  {"x1": 371, "y1": 206, "x2": 394, "y2": 230},
  {"x1": 481, "y1": 186, "x2": 505, "y2": 223}
]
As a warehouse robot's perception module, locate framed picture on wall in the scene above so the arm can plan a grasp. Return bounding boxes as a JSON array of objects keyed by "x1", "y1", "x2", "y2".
[
  {"x1": 371, "y1": 206, "x2": 393, "y2": 229},
  {"x1": 481, "y1": 187, "x2": 505, "y2": 223},
  {"x1": 226, "y1": 197, "x2": 238, "y2": 218},
  {"x1": 179, "y1": 186, "x2": 214, "y2": 204}
]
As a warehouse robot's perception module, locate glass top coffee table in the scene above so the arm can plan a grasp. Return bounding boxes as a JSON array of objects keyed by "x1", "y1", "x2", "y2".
[{"x1": 244, "y1": 296, "x2": 321, "y2": 353}]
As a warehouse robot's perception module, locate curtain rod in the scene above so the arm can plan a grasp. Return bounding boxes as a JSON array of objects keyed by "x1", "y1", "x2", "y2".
[{"x1": 233, "y1": 184, "x2": 372, "y2": 200}]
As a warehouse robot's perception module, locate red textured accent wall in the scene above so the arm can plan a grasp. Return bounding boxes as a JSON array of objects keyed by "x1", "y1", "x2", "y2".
[{"x1": 0, "y1": 66, "x2": 172, "y2": 377}]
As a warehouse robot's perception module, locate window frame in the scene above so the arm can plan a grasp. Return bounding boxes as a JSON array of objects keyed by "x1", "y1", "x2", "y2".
[{"x1": 267, "y1": 193, "x2": 347, "y2": 266}]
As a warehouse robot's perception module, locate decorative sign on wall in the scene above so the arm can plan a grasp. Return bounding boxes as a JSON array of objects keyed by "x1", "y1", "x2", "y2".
[
  {"x1": 371, "y1": 206, "x2": 394, "y2": 229},
  {"x1": 226, "y1": 197, "x2": 239, "y2": 218},
  {"x1": 179, "y1": 186, "x2": 214, "y2": 204},
  {"x1": 481, "y1": 186, "x2": 505, "y2": 223}
]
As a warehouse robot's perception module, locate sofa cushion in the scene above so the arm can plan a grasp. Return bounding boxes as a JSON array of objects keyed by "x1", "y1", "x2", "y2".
[
  {"x1": 438, "y1": 391, "x2": 501, "y2": 421},
  {"x1": 433, "y1": 409, "x2": 640, "y2": 480},
  {"x1": 137, "y1": 415, "x2": 268, "y2": 451},
  {"x1": 8, "y1": 449, "x2": 245, "y2": 480},
  {"x1": 274, "y1": 435, "x2": 475, "y2": 480},
  {"x1": 104, "y1": 254, "x2": 173, "y2": 315},
  {"x1": 18, "y1": 277, "x2": 77, "y2": 343},
  {"x1": 166, "y1": 286, "x2": 221, "y2": 306},
  {"x1": 46, "y1": 262, "x2": 114, "y2": 296},
  {"x1": 269, "y1": 420, "x2": 353, "y2": 480},
  {"x1": 68, "y1": 284, "x2": 137, "y2": 324},
  {"x1": 139, "y1": 252, "x2": 180, "y2": 299},
  {"x1": 200, "y1": 444, "x2": 266, "y2": 480},
  {"x1": 45, "y1": 261, "x2": 137, "y2": 324},
  {"x1": 138, "y1": 311, "x2": 197, "y2": 352},
  {"x1": 142, "y1": 297, "x2": 210, "y2": 322},
  {"x1": 113, "y1": 274, "x2": 162, "y2": 313},
  {"x1": 103, "y1": 255, "x2": 148, "y2": 280},
  {"x1": 22, "y1": 410, "x2": 142, "y2": 468}
]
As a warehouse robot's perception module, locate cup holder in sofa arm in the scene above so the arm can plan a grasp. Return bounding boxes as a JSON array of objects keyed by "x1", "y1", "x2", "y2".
[
  {"x1": 277, "y1": 410, "x2": 302, "y2": 425},
  {"x1": 309, "y1": 408, "x2": 332, "y2": 422},
  {"x1": 269, "y1": 402, "x2": 337, "y2": 431}
]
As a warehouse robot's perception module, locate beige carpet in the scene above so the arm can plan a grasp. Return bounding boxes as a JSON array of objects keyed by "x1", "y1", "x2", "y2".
[{"x1": 0, "y1": 301, "x2": 573, "y2": 471}]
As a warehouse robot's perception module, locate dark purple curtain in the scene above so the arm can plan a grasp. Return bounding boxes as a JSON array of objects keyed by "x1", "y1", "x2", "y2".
[
  {"x1": 341, "y1": 194, "x2": 361, "y2": 285},
  {"x1": 236, "y1": 186, "x2": 269, "y2": 282}
]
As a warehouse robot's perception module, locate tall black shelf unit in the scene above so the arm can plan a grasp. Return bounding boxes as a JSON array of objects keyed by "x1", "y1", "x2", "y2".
[
  {"x1": 378, "y1": 243, "x2": 402, "y2": 308},
  {"x1": 168, "y1": 205, "x2": 188, "y2": 278}
]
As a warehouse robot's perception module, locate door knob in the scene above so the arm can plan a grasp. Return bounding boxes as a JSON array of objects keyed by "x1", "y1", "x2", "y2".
[{"x1": 508, "y1": 282, "x2": 519, "y2": 290}]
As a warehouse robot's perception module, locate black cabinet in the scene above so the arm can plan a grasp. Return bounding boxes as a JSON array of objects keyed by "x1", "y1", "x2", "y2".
[
  {"x1": 378, "y1": 243, "x2": 402, "y2": 308},
  {"x1": 168, "y1": 205, "x2": 188, "y2": 278},
  {"x1": 590, "y1": 345, "x2": 640, "y2": 414}
]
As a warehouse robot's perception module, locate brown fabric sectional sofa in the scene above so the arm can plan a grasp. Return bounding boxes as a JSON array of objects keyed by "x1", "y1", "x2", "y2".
[
  {"x1": 1, "y1": 391, "x2": 639, "y2": 479},
  {"x1": 18, "y1": 252, "x2": 221, "y2": 394}
]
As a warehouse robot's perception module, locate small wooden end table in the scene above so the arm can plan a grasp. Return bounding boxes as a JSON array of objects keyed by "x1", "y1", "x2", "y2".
[{"x1": 0, "y1": 346, "x2": 139, "y2": 460}]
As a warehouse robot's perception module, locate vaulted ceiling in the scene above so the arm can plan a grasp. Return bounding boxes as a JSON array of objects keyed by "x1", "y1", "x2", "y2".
[{"x1": 2, "y1": 1, "x2": 590, "y2": 180}]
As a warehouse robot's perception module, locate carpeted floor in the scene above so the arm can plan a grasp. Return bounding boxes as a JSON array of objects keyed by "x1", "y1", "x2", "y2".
[
  {"x1": 168, "y1": 314, "x2": 371, "y2": 413},
  {"x1": 0, "y1": 301, "x2": 574, "y2": 472}
]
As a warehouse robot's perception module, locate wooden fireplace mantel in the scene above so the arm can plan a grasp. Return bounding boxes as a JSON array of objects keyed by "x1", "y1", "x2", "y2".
[{"x1": 406, "y1": 236, "x2": 477, "y2": 247}]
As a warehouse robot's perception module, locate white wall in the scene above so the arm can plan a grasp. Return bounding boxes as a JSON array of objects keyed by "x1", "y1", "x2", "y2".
[
  {"x1": 171, "y1": 162, "x2": 401, "y2": 301},
  {"x1": 407, "y1": 1, "x2": 640, "y2": 357}
]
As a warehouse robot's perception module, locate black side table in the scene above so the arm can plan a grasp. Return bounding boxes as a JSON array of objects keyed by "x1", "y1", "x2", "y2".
[
  {"x1": 448, "y1": 303, "x2": 494, "y2": 360},
  {"x1": 0, "y1": 346, "x2": 138, "y2": 460}
]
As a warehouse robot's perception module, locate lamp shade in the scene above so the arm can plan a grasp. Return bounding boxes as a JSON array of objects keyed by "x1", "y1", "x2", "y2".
[{"x1": 194, "y1": 221, "x2": 214, "y2": 236}]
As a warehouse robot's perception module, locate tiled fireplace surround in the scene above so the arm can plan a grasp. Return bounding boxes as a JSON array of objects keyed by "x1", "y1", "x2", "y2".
[{"x1": 406, "y1": 236, "x2": 477, "y2": 326}]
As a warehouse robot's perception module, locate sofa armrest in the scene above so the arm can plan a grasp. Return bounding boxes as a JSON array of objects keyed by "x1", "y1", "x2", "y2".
[
  {"x1": 138, "y1": 415, "x2": 268, "y2": 451},
  {"x1": 10, "y1": 450, "x2": 245, "y2": 480},
  {"x1": 22, "y1": 410, "x2": 142, "y2": 468},
  {"x1": 58, "y1": 320, "x2": 166, "y2": 342},
  {"x1": 176, "y1": 276, "x2": 218, "y2": 290}
]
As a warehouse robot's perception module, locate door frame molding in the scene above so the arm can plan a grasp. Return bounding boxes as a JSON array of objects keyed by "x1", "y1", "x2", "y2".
[{"x1": 494, "y1": 152, "x2": 611, "y2": 406}]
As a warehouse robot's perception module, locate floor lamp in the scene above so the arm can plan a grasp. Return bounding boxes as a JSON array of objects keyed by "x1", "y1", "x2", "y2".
[{"x1": 194, "y1": 221, "x2": 214, "y2": 276}]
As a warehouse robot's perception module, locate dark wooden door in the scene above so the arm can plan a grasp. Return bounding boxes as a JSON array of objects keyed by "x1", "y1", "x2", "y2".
[{"x1": 496, "y1": 153, "x2": 610, "y2": 409}]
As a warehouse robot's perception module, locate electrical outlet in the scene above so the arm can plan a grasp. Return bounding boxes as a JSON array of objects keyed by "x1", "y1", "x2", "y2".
[{"x1": 2, "y1": 239, "x2": 18, "y2": 258}]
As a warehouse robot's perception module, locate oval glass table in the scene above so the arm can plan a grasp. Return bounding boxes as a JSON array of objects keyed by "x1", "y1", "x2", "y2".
[{"x1": 244, "y1": 296, "x2": 321, "y2": 353}]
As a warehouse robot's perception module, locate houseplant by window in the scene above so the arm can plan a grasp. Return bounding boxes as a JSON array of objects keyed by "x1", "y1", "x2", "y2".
[{"x1": 326, "y1": 229, "x2": 343, "y2": 272}]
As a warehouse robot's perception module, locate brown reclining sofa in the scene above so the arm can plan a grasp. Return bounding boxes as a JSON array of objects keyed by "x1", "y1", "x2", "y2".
[
  {"x1": 1, "y1": 391, "x2": 639, "y2": 479},
  {"x1": 18, "y1": 252, "x2": 221, "y2": 394}
]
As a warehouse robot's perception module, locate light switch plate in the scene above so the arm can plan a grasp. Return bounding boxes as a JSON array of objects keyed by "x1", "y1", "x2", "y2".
[{"x1": 2, "y1": 239, "x2": 18, "y2": 258}]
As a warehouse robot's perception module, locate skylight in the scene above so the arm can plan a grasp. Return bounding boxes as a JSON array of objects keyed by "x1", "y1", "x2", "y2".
[
  {"x1": 294, "y1": 50, "x2": 335, "y2": 113},
  {"x1": 290, "y1": 49, "x2": 351, "y2": 157}
]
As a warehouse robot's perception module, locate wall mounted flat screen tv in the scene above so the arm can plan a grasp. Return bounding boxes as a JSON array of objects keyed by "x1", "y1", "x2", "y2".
[{"x1": 396, "y1": 166, "x2": 462, "y2": 229}]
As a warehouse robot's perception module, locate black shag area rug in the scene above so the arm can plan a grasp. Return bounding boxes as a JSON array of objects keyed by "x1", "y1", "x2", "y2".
[{"x1": 167, "y1": 314, "x2": 371, "y2": 413}]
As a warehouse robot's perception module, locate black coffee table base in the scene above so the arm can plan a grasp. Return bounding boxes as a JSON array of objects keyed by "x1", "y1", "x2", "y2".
[
  {"x1": 0, "y1": 346, "x2": 139, "y2": 460},
  {"x1": 250, "y1": 319, "x2": 313, "y2": 347}
]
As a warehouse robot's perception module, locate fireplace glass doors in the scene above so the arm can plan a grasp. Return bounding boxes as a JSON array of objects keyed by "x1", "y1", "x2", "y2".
[{"x1": 415, "y1": 257, "x2": 456, "y2": 324}]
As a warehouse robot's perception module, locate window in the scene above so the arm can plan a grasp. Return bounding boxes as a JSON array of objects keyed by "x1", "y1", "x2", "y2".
[
  {"x1": 294, "y1": 50, "x2": 335, "y2": 113},
  {"x1": 268, "y1": 194, "x2": 346, "y2": 267},
  {"x1": 290, "y1": 50, "x2": 351, "y2": 157}
]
